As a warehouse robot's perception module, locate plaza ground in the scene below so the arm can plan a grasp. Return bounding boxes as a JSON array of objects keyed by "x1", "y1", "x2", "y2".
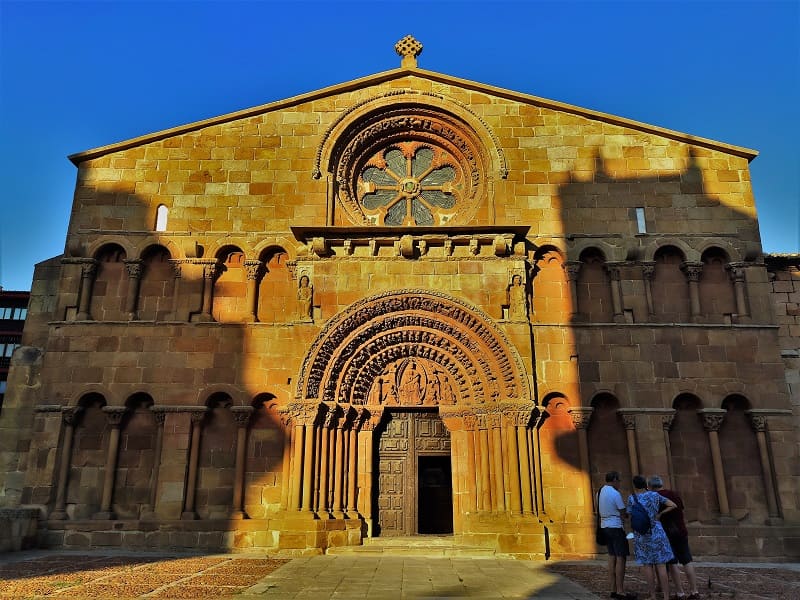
[{"x1": 1, "y1": 549, "x2": 798, "y2": 599}]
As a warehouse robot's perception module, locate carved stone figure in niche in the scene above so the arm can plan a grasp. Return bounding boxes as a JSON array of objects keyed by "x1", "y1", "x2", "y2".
[
  {"x1": 507, "y1": 273, "x2": 529, "y2": 321},
  {"x1": 381, "y1": 364, "x2": 398, "y2": 405},
  {"x1": 365, "y1": 358, "x2": 462, "y2": 407},
  {"x1": 297, "y1": 275, "x2": 313, "y2": 321}
]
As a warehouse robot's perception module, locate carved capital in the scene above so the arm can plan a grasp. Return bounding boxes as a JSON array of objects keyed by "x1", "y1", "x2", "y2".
[
  {"x1": 662, "y1": 411, "x2": 677, "y2": 432},
  {"x1": 698, "y1": 409, "x2": 726, "y2": 432},
  {"x1": 726, "y1": 262, "x2": 747, "y2": 283},
  {"x1": 641, "y1": 261, "x2": 656, "y2": 281},
  {"x1": 244, "y1": 260, "x2": 264, "y2": 281},
  {"x1": 61, "y1": 406, "x2": 84, "y2": 427},
  {"x1": 617, "y1": 410, "x2": 637, "y2": 430},
  {"x1": 81, "y1": 261, "x2": 98, "y2": 279},
  {"x1": 564, "y1": 261, "x2": 582, "y2": 281},
  {"x1": 231, "y1": 406, "x2": 255, "y2": 428},
  {"x1": 681, "y1": 262, "x2": 703, "y2": 282},
  {"x1": 568, "y1": 406, "x2": 594, "y2": 430},
  {"x1": 150, "y1": 408, "x2": 167, "y2": 426},
  {"x1": 102, "y1": 406, "x2": 128, "y2": 427},
  {"x1": 168, "y1": 259, "x2": 183, "y2": 279},
  {"x1": 124, "y1": 259, "x2": 143, "y2": 280},
  {"x1": 604, "y1": 262, "x2": 625, "y2": 281}
]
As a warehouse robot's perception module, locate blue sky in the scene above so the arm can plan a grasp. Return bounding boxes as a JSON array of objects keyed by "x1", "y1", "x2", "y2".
[{"x1": 1, "y1": 0, "x2": 798, "y2": 290}]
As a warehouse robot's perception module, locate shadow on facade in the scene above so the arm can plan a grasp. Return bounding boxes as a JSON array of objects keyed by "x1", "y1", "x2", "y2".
[{"x1": 543, "y1": 144, "x2": 788, "y2": 542}]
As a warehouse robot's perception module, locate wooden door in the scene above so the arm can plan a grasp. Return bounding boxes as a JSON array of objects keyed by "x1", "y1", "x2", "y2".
[{"x1": 375, "y1": 410, "x2": 451, "y2": 536}]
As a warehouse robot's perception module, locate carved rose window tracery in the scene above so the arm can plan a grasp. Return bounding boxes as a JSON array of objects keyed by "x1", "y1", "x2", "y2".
[
  {"x1": 334, "y1": 107, "x2": 487, "y2": 226},
  {"x1": 360, "y1": 143, "x2": 459, "y2": 226}
]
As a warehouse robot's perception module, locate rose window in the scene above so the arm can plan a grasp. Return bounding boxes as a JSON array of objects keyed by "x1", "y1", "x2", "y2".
[
  {"x1": 359, "y1": 143, "x2": 460, "y2": 226},
  {"x1": 332, "y1": 107, "x2": 487, "y2": 226}
]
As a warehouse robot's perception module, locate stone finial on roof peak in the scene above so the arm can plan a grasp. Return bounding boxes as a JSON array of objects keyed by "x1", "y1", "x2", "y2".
[{"x1": 395, "y1": 35, "x2": 422, "y2": 68}]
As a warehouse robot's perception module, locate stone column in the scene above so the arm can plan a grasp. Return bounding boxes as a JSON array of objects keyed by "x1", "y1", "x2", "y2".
[
  {"x1": 276, "y1": 407, "x2": 294, "y2": 511},
  {"x1": 745, "y1": 410, "x2": 781, "y2": 522},
  {"x1": 346, "y1": 407, "x2": 364, "y2": 518},
  {"x1": 123, "y1": 259, "x2": 143, "y2": 320},
  {"x1": 50, "y1": 407, "x2": 83, "y2": 520},
  {"x1": 75, "y1": 260, "x2": 98, "y2": 321},
  {"x1": 569, "y1": 406, "x2": 594, "y2": 516},
  {"x1": 503, "y1": 409, "x2": 523, "y2": 516},
  {"x1": 181, "y1": 408, "x2": 208, "y2": 520},
  {"x1": 230, "y1": 406, "x2": 254, "y2": 519},
  {"x1": 605, "y1": 262, "x2": 625, "y2": 322},
  {"x1": 301, "y1": 405, "x2": 319, "y2": 513},
  {"x1": 142, "y1": 408, "x2": 167, "y2": 518},
  {"x1": 682, "y1": 262, "x2": 703, "y2": 320},
  {"x1": 317, "y1": 406, "x2": 335, "y2": 516},
  {"x1": 290, "y1": 415, "x2": 304, "y2": 511},
  {"x1": 698, "y1": 408, "x2": 732, "y2": 520},
  {"x1": 661, "y1": 412, "x2": 677, "y2": 489},
  {"x1": 564, "y1": 261, "x2": 582, "y2": 318},
  {"x1": 94, "y1": 406, "x2": 128, "y2": 519},
  {"x1": 463, "y1": 414, "x2": 479, "y2": 514},
  {"x1": 642, "y1": 262, "x2": 656, "y2": 317},
  {"x1": 487, "y1": 412, "x2": 505, "y2": 512},
  {"x1": 727, "y1": 263, "x2": 750, "y2": 319},
  {"x1": 168, "y1": 260, "x2": 184, "y2": 321},
  {"x1": 358, "y1": 408, "x2": 382, "y2": 536},
  {"x1": 618, "y1": 411, "x2": 640, "y2": 476},
  {"x1": 531, "y1": 408, "x2": 548, "y2": 516},
  {"x1": 332, "y1": 405, "x2": 348, "y2": 519},
  {"x1": 244, "y1": 260, "x2": 263, "y2": 322},
  {"x1": 477, "y1": 412, "x2": 492, "y2": 512},
  {"x1": 198, "y1": 260, "x2": 219, "y2": 322},
  {"x1": 513, "y1": 411, "x2": 534, "y2": 515}
]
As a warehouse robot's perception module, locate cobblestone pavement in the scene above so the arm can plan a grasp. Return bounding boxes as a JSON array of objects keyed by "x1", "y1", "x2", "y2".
[{"x1": 0, "y1": 551, "x2": 798, "y2": 599}]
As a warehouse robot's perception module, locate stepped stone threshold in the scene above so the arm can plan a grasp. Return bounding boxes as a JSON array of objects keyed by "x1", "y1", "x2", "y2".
[{"x1": 1, "y1": 35, "x2": 798, "y2": 563}]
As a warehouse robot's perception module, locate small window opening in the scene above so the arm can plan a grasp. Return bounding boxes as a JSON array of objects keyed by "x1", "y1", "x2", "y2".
[
  {"x1": 635, "y1": 207, "x2": 646, "y2": 233},
  {"x1": 155, "y1": 205, "x2": 169, "y2": 232}
]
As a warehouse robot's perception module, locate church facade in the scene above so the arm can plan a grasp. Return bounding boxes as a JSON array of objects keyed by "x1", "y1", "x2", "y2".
[{"x1": 1, "y1": 37, "x2": 798, "y2": 559}]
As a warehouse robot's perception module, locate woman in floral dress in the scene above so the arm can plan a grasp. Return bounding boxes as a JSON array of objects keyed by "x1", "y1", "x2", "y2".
[{"x1": 627, "y1": 475, "x2": 678, "y2": 600}]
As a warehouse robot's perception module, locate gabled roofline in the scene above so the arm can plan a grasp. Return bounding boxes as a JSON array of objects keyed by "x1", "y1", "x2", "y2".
[{"x1": 68, "y1": 66, "x2": 758, "y2": 166}]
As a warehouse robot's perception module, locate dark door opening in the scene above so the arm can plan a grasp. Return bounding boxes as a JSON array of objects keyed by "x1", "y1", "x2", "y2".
[{"x1": 418, "y1": 455, "x2": 453, "y2": 534}]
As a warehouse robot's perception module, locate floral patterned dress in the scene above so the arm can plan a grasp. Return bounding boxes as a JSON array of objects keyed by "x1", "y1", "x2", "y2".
[{"x1": 627, "y1": 491, "x2": 675, "y2": 565}]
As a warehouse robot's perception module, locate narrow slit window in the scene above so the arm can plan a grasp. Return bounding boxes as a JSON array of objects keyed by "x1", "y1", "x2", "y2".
[
  {"x1": 155, "y1": 205, "x2": 169, "y2": 232},
  {"x1": 635, "y1": 207, "x2": 646, "y2": 233}
]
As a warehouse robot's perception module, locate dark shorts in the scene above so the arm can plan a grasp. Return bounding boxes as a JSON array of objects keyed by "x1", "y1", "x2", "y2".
[
  {"x1": 666, "y1": 534, "x2": 693, "y2": 565},
  {"x1": 604, "y1": 527, "x2": 630, "y2": 557}
]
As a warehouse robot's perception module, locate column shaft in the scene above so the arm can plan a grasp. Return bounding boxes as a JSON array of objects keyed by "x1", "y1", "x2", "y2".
[
  {"x1": 517, "y1": 426, "x2": 533, "y2": 515},
  {"x1": 291, "y1": 424, "x2": 304, "y2": 510},
  {"x1": 96, "y1": 425, "x2": 121, "y2": 518},
  {"x1": 51, "y1": 420, "x2": 76, "y2": 520},
  {"x1": 231, "y1": 425, "x2": 248, "y2": 518},
  {"x1": 707, "y1": 430, "x2": 731, "y2": 516},
  {"x1": 182, "y1": 417, "x2": 202, "y2": 519}
]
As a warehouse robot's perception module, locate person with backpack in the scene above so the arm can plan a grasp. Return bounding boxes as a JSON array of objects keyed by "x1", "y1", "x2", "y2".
[
  {"x1": 648, "y1": 475, "x2": 701, "y2": 600},
  {"x1": 627, "y1": 475, "x2": 678, "y2": 600}
]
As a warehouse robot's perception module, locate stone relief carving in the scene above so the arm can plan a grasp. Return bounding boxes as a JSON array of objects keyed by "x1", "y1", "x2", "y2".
[{"x1": 299, "y1": 291, "x2": 528, "y2": 407}]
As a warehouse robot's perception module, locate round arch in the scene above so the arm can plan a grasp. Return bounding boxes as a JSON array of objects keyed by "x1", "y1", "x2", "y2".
[{"x1": 296, "y1": 289, "x2": 533, "y2": 406}]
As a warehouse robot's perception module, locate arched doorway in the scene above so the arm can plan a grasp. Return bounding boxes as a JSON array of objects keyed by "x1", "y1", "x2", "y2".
[{"x1": 292, "y1": 289, "x2": 536, "y2": 540}]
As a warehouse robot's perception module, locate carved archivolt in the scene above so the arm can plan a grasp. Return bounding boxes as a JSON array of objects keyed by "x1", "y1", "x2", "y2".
[{"x1": 297, "y1": 289, "x2": 532, "y2": 407}]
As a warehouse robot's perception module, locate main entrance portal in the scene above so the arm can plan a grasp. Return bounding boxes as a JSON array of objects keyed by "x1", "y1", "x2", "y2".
[{"x1": 375, "y1": 409, "x2": 452, "y2": 536}]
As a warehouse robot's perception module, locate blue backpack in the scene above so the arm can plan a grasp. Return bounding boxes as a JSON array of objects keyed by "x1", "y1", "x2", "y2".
[{"x1": 630, "y1": 494, "x2": 652, "y2": 535}]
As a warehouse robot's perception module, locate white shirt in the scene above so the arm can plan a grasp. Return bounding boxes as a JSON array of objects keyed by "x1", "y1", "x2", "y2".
[{"x1": 599, "y1": 484, "x2": 625, "y2": 528}]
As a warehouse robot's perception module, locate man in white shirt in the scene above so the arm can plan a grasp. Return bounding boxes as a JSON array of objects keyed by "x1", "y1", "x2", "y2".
[{"x1": 599, "y1": 470, "x2": 634, "y2": 600}]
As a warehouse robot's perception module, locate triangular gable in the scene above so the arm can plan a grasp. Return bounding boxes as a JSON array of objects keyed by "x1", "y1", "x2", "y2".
[{"x1": 68, "y1": 66, "x2": 758, "y2": 165}]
